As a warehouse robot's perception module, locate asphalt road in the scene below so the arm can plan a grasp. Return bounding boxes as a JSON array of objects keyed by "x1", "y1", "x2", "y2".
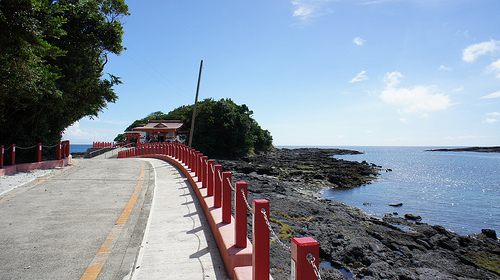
[{"x1": 0, "y1": 157, "x2": 154, "y2": 280}]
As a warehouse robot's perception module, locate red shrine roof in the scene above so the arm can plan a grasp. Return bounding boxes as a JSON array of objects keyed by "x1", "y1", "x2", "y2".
[{"x1": 132, "y1": 120, "x2": 186, "y2": 132}]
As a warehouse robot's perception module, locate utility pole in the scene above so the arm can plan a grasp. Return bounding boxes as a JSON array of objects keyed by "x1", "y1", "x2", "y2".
[{"x1": 188, "y1": 60, "x2": 203, "y2": 147}]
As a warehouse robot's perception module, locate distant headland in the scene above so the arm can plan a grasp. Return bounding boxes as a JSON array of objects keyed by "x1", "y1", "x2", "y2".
[{"x1": 426, "y1": 146, "x2": 500, "y2": 153}]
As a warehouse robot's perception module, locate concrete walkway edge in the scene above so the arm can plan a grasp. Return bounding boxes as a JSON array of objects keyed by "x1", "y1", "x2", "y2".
[{"x1": 126, "y1": 158, "x2": 228, "y2": 280}]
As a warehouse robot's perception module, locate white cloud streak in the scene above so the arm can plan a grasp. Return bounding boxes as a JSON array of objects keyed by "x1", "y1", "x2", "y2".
[
  {"x1": 380, "y1": 71, "x2": 452, "y2": 113},
  {"x1": 487, "y1": 112, "x2": 500, "y2": 116},
  {"x1": 439, "y1": 65, "x2": 452, "y2": 71},
  {"x1": 480, "y1": 91, "x2": 500, "y2": 99},
  {"x1": 485, "y1": 118, "x2": 498, "y2": 124},
  {"x1": 487, "y1": 59, "x2": 500, "y2": 79},
  {"x1": 353, "y1": 37, "x2": 365, "y2": 46},
  {"x1": 349, "y1": 70, "x2": 368, "y2": 83},
  {"x1": 291, "y1": 0, "x2": 334, "y2": 21},
  {"x1": 462, "y1": 39, "x2": 500, "y2": 62}
]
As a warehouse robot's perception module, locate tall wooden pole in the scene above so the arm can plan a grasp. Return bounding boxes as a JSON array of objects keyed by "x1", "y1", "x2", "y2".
[{"x1": 188, "y1": 60, "x2": 203, "y2": 147}]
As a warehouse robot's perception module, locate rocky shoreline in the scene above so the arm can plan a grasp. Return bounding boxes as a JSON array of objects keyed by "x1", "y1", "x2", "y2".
[
  {"x1": 215, "y1": 148, "x2": 500, "y2": 280},
  {"x1": 426, "y1": 146, "x2": 500, "y2": 153}
]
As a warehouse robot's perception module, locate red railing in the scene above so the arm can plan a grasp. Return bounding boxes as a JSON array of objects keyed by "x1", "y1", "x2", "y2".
[
  {"x1": 0, "y1": 140, "x2": 71, "y2": 176},
  {"x1": 118, "y1": 143, "x2": 321, "y2": 280},
  {"x1": 92, "y1": 141, "x2": 119, "y2": 148}
]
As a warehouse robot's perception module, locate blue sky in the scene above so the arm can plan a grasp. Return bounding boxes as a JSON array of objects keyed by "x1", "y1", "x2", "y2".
[{"x1": 63, "y1": 0, "x2": 500, "y2": 146}]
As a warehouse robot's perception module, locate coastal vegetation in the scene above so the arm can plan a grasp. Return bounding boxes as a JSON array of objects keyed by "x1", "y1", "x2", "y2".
[
  {"x1": 0, "y1": 0, "x2": 128, "y2": 149},
  {"x1": 116, "y1": 98, "x2": 273, "y2": 158}
]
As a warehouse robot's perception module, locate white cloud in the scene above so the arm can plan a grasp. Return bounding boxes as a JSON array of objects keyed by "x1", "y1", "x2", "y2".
[
  {"x1": 400, "y1": 118, "x2": 408, "y2": 123},
  {"x1": 462, "y1": 39, "x2": 500, "y2": 62},
  {"x1": 380, "y1": 71, "x2": 452, "y2": 113},
  {"x1": 439, "y1": 65, "x2": 452, "y2": 71},
  {"x1": 349, "y1": 70, "x2": 368, "y2": 83},
  {"x1": 62, "y1": 122, "x2": 99, "y2": 143},
  {"x1": 485, "y1": 118, "x2": 498, "y2": 124},
  {"x1": 480, "y1": 91, "x2": 500, "y2": 99},
  {"x1": 421, "y1": 113, "x2": 429, "y2": 118},
  {"x1": 487, "y1": 59, "x2": 500, "y2": 79},
  {"x1": 353, "y1": 37, "x2": 365, "y2": 46},
  {"x1": 291, "y1": 0, "x2": 334, "y2": 21},
  {"x1": 487, "y1": 112, "x2": 500, "y2": 116},
  {"x1": 366, "y1": 130, "x2": 374, "y2": 134},
  {"x1": 452, "y1": 86, "x2": 464, "y2": 92},
  {"x1": 292, "y1": 4, "x2": 313, "y2": 18}
]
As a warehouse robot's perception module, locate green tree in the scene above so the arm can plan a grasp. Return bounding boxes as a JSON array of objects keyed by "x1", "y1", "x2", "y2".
[
  {"x1": 121, "y1": 99, "x2": 273, "y2": 158},
  {"x1": 0, "y1": 0, "x2": 128, "y2": 148}
]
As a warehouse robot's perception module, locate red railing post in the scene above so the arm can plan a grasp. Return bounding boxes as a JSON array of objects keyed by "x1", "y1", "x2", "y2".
[
  {"x1": 191, "y1": 151, "x2": 197, "y2": 174},
  {"x1": 222, "y1": 171, "x2": 232, "y2": 224},
  {"x1": 180, "y1": 145, "x2": 184, "y2": 163},
  {"x1": 1, "y1": 145, "x2": 4, "y2": 168},
  {"x1": 253, "y1": 199, "x2": 270, "y2": 280},
  {"x1": 201, "y1": 156, "x2": 208, "y2": 187},
  {"x1": 56, "y1": 142, "x2": 61, "y2": 160},
  {"x1": 184, "y1": 146, "x2": 188, "y2": 164},
  {"x1": 11, "y1": 144, "x2": 16, "y2": 165},
  {"x1": 187, "y1": 148, "x2": 192, "y2": 169},
  {"x1": 196, "y1": 153, "x2": 203, "y2": 181},
  {"x1": 66, "y1": 140, "x2": 70, "y2": 157},
  {"x1": 181, "y1": 144, "x2": 187, "y2": 164},
  {"x1": 179, "y1": 145, "x2": 184, "y2": 163},
  {"x1": 235, "y1": 182, "x2": 248, "y2": 248},
  {"x1": 214, "y1": 165, "x2": 222, "y2": 208},
  {"x1": 37, "y1": 143, "x2": 42, "y2": 162},
  {"x1": 207, "y1": 160, "x2": 214, "y2": 196},
  {"x1": 63, "y1": 140, "x2": 68, "y2": 158},
  {"x1": 291, "y1": 237, "x2": 320, "y2": 280}
]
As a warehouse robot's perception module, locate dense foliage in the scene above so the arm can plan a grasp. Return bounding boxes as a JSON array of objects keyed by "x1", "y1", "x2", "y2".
[
  {"x1": 0, "y1": 0, "x2": 128, "y2": 147},
  {"x1": 116, "y1": 99, "x2": 273, "y2": 158}
]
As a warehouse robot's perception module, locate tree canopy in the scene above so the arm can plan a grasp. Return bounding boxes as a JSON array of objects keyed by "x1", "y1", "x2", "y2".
[
  {"x1": 116, "y1": 99, "x2": 273, "y2": 158},
  {"x1": 0, "y1": 0, "x2": 129, "y2": 147}
]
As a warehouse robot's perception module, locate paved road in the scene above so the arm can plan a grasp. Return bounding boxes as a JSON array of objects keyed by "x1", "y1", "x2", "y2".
[{"x1": 0, "y1": 154, "x2": 227, "y2": 279}]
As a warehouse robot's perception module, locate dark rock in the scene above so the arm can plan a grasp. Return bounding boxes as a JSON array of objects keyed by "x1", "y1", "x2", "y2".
[
  {"x1": 389, "y1": 202, "x2": 403, "y2": 207},
  {"x1": 404, "y1": 214, "x2": 422, "y2": 221},
  {"x1": 481, "y1": 229, "x2": 497, "y2": 239},
  {"x1": 214, "y1": 148, "x2": 500, "y2": 280}
]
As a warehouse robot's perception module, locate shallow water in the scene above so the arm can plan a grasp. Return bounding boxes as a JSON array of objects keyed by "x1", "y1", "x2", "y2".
[{"x1": 313, "y1": 146, "x2": 500, "y2": 236}]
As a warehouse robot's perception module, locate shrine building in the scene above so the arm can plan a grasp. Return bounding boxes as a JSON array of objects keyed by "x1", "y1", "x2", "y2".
[{"x1": 125, "y1": 120, "x2": 188, "y2": 144}]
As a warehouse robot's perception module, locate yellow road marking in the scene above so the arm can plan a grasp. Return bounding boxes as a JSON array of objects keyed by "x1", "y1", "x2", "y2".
[{"x1": 81, "y1": 162, "x2": 146, "y2": 280}]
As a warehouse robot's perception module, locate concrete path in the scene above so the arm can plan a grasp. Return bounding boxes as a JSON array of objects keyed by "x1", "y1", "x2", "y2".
[
  {"x1": 0, "y1": 152, "x2": 228, "y2": 279},
  {"x1": 128, "y1": 158, "x2": 228, "y2": 280}
]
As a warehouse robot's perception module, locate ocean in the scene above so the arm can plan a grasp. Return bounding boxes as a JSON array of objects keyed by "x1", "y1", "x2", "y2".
[
  {"x1": 70, "y1": 144, "x2": 93, "y2": 153},
  {"x1": 314, "y1": 146, "x2": 500, "y2": 236}
]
